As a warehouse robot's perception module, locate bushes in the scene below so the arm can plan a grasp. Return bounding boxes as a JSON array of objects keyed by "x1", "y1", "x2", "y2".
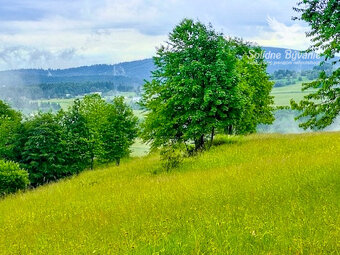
[
  {"x1": 0, "y1": 160, "x2": 29, "y2": 195},
  {"x1": 160, "y1": 145, "x2": 185, "y2": 171}
]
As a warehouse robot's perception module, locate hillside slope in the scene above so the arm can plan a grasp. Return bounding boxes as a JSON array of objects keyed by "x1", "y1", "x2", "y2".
[{"x1": 0, "y1": 133, "x2": 339, "y2": 254}]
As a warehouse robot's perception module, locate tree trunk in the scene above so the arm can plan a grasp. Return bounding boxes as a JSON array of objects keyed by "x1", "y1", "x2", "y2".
[
  {"x1": 227, "y1": 125, "x2": 233, "y2": 135},
  {"x1": 195, "y1": 134, "x2": 205, "y2": 151},
  {"x1": 116, "y1": 158, "x2": 120, "y2": 166},
  {"x1": 90, "y1": 156, "x2": 94, "y2": 170},
  {"x1": 210, "y1": 127, "x2": 215, "y2": 147}
]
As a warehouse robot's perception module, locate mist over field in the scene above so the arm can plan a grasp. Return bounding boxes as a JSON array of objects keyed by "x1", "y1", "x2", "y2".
[{"x1": 258, "y1": 110, "x2": 340, "y2": 133}]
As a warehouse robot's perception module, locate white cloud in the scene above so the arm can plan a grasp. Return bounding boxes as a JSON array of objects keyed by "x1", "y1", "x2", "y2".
[
  {"x1": 249, "y1": 17, "x2": 310, "y2": 50},
  {"x1": 0, "y1": 26, "x2": 166, "y2": 70}
]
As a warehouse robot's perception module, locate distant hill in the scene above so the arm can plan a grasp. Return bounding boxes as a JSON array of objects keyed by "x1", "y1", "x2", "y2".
[
  {"x1": 0, "y1": 59, "x2": 154, "y2": 87},
  {"x1": 1, "y1": 46, "x2": 336, "y2": 88}
]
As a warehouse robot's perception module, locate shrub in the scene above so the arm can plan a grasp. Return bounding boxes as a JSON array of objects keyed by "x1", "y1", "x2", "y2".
[
  {"x1": 160, "y1": 145, "x2": 184, "y2": 171},
  {"x1": 0, "y1": 160, "x2": 29, "y2": 195}
]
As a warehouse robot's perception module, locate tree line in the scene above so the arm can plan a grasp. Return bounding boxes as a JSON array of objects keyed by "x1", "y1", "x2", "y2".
[
  {"x1": 271, "y1": 64, "x2": 334, "y2": 87},
  {"x1": 0, "y1": 81, "x2": 139, "y2": 101},
  {"x1": 0, "y1": 94, "x2": 138, "y2": 193}
]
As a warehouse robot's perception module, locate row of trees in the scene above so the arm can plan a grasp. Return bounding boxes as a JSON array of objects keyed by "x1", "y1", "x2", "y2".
[
  {"x1": 0, "y1": 81, "x2": 139, "y2": 101},
  {"x1": 0, "y1": 95, "x2": 138, "y2": 188}
]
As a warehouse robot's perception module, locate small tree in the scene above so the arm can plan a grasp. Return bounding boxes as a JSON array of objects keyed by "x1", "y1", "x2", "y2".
[
  {"x1": 100, "y1": 97, "x2": 138, "y2": 165},
  {"x1": 78, "y1": 94, "x2": 108, "y2": 169},
  {"x1": 61, "y1": 100, "x2": 92, "y2": 172},
  {"x1": 160, "y1": 144, "x2": 185, "y2": 171},
  {"x1": 291, "y1": 0, "x2": 339, "y2": 129}
]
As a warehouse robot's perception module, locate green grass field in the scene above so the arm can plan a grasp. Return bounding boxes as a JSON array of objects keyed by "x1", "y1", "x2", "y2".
[
  {"x1": 36, "y1": 98, "x2": 75, "y2": 110},
  {"x1": 271, "y1": 80, "x2": 314, "y2": 107},
  {"x1": 0, "y1": 132, "x2": 339, "y2": 254}
]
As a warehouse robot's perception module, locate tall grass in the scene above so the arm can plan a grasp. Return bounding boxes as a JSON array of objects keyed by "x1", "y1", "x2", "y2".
[{"x1": 0, "y1": 132, "x2": 339, "y2": 254}]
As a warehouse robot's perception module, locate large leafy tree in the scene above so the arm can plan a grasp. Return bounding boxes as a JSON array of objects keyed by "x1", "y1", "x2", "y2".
[
  {"x1": 141, "y1": 19, "x2": 244, "y2": 150},
  {"x1": 141, "y1": 19, "x2": 274, "y2": 150},
  {"x1": 291, "y1": 0, "x2": 339, "y2": 129}
]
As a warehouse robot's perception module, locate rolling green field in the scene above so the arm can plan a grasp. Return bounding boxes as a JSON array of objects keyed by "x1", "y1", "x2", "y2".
[
  {"x1": 0, "y1": 132, "x2": 339, "y2": 254},
  {"x1": 271, "y1": 81, "x2": 314, "y2": 107}
]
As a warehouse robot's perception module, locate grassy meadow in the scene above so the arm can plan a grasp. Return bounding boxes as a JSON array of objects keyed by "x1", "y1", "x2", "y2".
[
  {"x1": 0, "y1": 132, "x2": 339, "y2": 254},
  {"x1": 271, "y1": 81, "x2": 314, "y2": 107}
]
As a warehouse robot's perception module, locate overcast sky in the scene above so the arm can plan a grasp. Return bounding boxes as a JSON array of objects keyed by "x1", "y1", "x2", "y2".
[{"x1": 0, "y1": 0, "x2": 311, "y2": 70}]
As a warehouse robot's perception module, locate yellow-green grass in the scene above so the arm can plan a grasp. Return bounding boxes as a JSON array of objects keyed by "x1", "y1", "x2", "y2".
[
  {"x1": 271, "y1": 80, "x2": 315, "y2": 107},
  {"x1": 0, "y1": 132, "x2": 339, "y2": 254}
]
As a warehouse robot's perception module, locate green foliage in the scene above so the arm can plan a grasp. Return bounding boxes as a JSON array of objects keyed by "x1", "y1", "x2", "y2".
[
  {"x1": 100, "y1": 97, "x2": 138, "y2": 165},
  {"x1": 0, "y1": 160, "x2": 29, "y2": 195},
  {"x1": 231, "y1": 39, "x2": 274, "y2": 134},
  {"x1": 0, "y1": 95, "x2": 139, "y2": 187},
  {"x1": 77, "y1": 94, "x2": 138, "y2": 166},
  {"x1": 270, "y1": 67, "x2": 332, "y2": 87},
  {"x1": 0, "y1": 100, "x2": 22, "y2": 160},
  {"x1": 292, "y1": 0, "x2": 340, "y2": 129},
  {"x1": 77, "y1": 94, "x2": 108, "y2": 168},
  {"x1": 15, "y1": 113, "x2": 71, "y2": 185},
  {"x1": 141, "y1": 19, "x2": 274, "y2": 150},
  {"x1": 61, "y1": 100, "x2": 92, "y2": 172}
]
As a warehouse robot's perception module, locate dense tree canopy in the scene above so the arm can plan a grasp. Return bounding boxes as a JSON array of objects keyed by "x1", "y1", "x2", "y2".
[
  {"x1": 291, "y1": 0, "x2": 339, "y2": 129},
  {"x1": 141, "y1": 19, "x2": 274, "y2": 150}
]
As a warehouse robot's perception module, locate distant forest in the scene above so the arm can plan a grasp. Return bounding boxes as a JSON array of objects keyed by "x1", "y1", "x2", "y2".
[{"x1": 270, "y1": 63, "x2": 333, "y2": 87}]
